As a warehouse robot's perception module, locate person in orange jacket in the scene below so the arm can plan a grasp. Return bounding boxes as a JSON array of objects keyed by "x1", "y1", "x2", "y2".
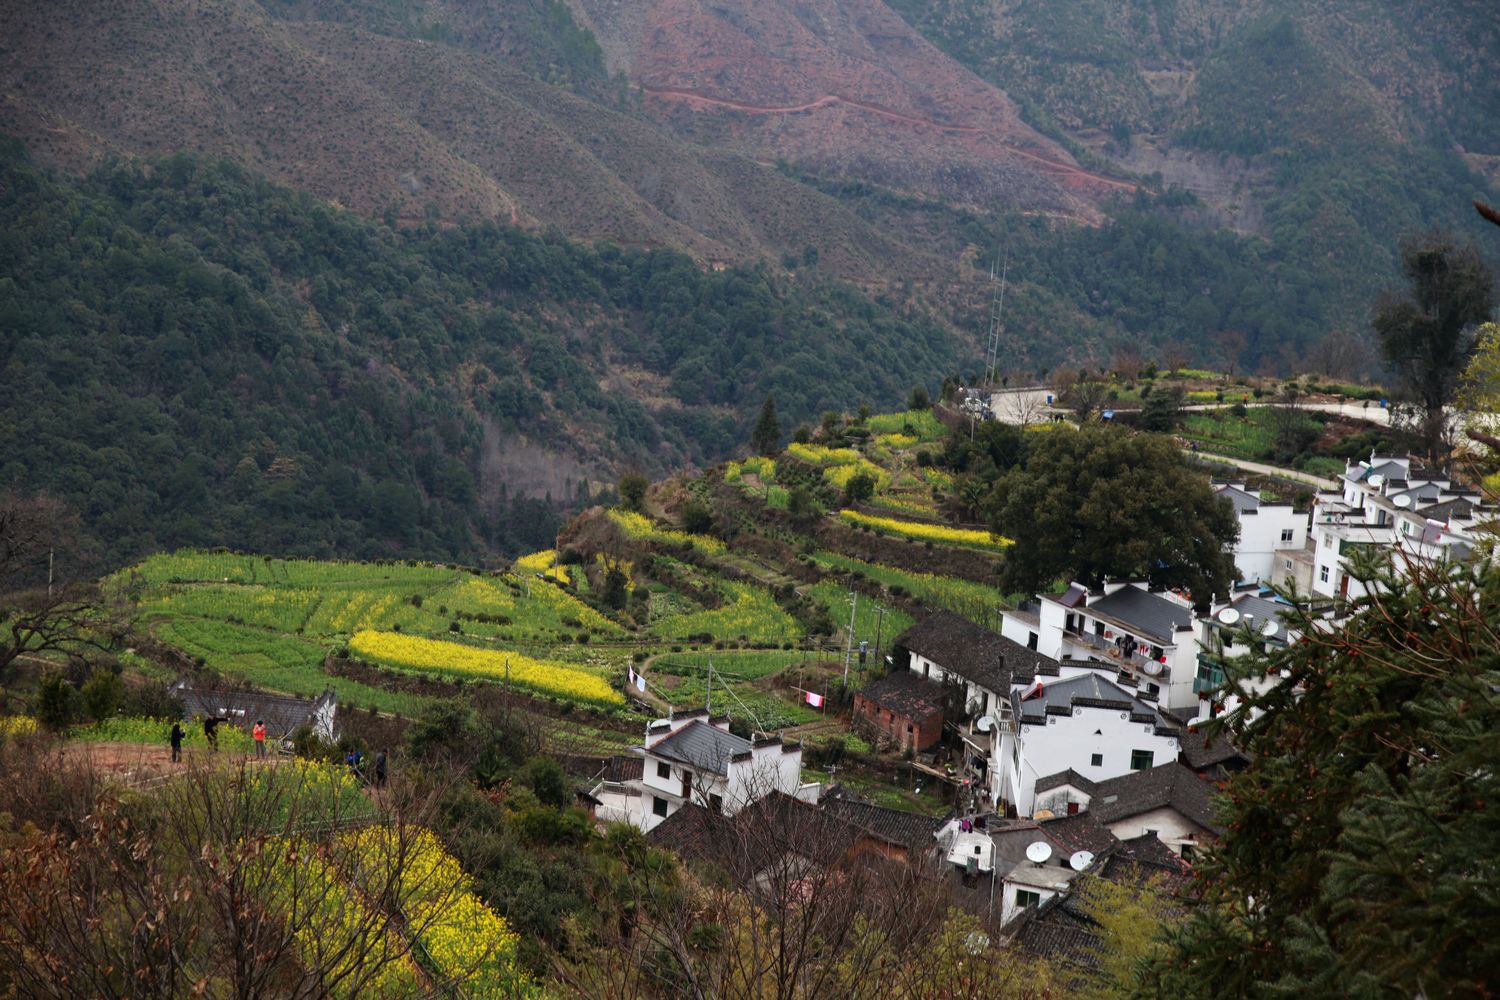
[{"x1": 252, "y1": 719, "x2": 267, "y2": 758}]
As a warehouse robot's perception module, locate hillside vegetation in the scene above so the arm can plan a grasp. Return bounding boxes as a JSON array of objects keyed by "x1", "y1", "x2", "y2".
[{"x1": 0, "y1": 143, "x2": 954, "y2": 566}]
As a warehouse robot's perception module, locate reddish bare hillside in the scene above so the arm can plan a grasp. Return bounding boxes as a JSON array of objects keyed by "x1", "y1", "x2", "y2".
[
  {"x1": 0, "y1": 0, "x2": 943, "y2": 278},
  {"x1": 572, "y1": 0, "x2": 1134, "y2": 218}
]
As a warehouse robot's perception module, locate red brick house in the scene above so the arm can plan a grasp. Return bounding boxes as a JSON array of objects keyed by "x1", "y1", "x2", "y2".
[{"x1": 853, "y1": 671, "x2": 944, "y2": 752}]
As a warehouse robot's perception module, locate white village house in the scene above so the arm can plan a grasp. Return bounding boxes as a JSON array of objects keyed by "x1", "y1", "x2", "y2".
[
  {"x1": 1213, "y1": 482, "x2": 1306, "y2": 586},
  {"x1": 1000, "y1": 581, "x2": 1199, "y2": 709},
  {"x1": 995, "y1": 669, "x2": 1181, "y2": 818},
  {"x1": 590, "y1": 710, "x2": 817, "y2": 833}
]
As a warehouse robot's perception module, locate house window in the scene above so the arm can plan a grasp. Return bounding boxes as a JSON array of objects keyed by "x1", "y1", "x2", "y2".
[
  {"x1": 709, "y1": 793, "x2": 723, "y2": 813},
  {"x1": 1027, "y1": 632, "x2": 1038, "y2": 651},
  {"x1": 1280, "y1": 528, "x2": 1294, "y2": 542},
  {"x1": 656, "y1": 762, "x2": 670, "y2": 780},
  {"x1": 652, "y1": 796, "x2": 668, "y2": 818},
  {"x1": 1015, "y1": 889, "x2": 1042, "y2": 909},
  {"x1": 1319, "y1": 565, "x2": 1330, "y2": 583},
  {"x1": 1284, "y1": 559, "x2": 1293, "y2": 570},
  {"x1": 1130, "y1": 749, "x2": 1154, "y2": 771},
  {"x1": 1090, "y1": 753, "x2": 1103, "y2": 767},
  {"x1": 1180, "y1": 843, "x2": 1196, "y2": 862}
]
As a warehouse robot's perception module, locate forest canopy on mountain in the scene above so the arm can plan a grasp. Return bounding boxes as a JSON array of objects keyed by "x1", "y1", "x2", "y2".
[{"x1": 0, "y1": 142, "x2": 954, "y2": 566}]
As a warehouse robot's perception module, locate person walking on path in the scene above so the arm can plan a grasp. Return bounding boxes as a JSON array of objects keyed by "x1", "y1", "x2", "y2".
[
  {"x1": 169, "y1": 722, "x2": 185, "y2": 763},
  {"x1": 203, "y1": 715, "x2": 227, "y2": 751},
  {"x1": 374, "y1": 749, "x2": 388, "y2": 788},
  {"x1": 252, "y1": 719, "x2": 267, "y2": 758}
]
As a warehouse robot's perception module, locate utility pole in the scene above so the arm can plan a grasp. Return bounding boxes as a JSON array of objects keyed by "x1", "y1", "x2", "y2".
[
  {"x1": 842, "y1": 589, "x2": 858, "y2": 686},
  {"x1": 706, "y1": 659, "x2": 712, "y2": 715},
  {"x1": 873, "y1": 604, "x2": 886, "y2": 671},
  {"x1": 47, "y1": 547, "x2": 54, "y2": 598}
]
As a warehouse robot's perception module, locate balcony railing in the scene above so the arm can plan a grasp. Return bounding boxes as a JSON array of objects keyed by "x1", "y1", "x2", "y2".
[{"x1": 1065, "y1": 628, "x2": 1165, "y2": 673}]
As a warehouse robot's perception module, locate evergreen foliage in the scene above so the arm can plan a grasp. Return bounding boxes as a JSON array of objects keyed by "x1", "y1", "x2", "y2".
[
  {"x1": 1144, "y1": 550, "x2": 1500, "y2": 997},
  {"x1": 0, "y1": 143, "x2": 954, "y2": 567},
  {"x1": 1373, "y1": 233, "x2": 1495, "y2": 463},
  {"x1": 751, "y1": 394, "x2": 781, "y2": 457},
  {"x1": 986, "y1": 426, "x2": 1237, "y2": 601}
]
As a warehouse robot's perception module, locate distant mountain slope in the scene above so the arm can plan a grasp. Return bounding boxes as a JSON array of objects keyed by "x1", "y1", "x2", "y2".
[
  {"x1": 571, "y1": 0, "x2": 1134, "y2": 219},
  {"x1": 0, "y1": 144, "x2": 955, "y2": 566},
  {"x1": 0, "y1": 0, "x2": 939, "y2": 280},
  {"x1": 881, "y1": 0, "x2": 1500, "y2": 304}
]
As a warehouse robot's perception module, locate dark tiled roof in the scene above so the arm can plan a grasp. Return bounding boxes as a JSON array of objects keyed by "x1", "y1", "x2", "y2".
[
  {"x1": 1419, "y1": 498, "x2": 1476, "y2": 521},
  {"x1": 1010, "y1": 895, "x2": 1102, "y2": 969},
  {"x1": 1214, "y1": 484, "x2": 1260, "y2": 515},
  {"x1": 1037, "y1": 813, "x2": 1120, "y2": 857},
  {"x1": 1013, "y1": 672, "x2": 1175, "y2": 731},
  {"x1": 600, "y1": 754, "x2": 644, "y2": 783},
  {"x1": 1033, "y1": 769, "x2": 1098, "y2": 796},
  {"x1": 1179, "y1": 729, "x2": 1251, "y2": 771},
  {"x1": 854, "y1": 671, "x2": 944, "y2": 720},
  {"x1": 1087, "y1": 587, "x2": 1193, "y2": 643},
  {"x1": 1114, "y1": 833, "x2": 1188, "y2": 871},
  {"x1": 822, "y1": 797, "x2": 941, "y2": 849},
  {"x1": 644, "y1": 803, "x2": 724, "y2": 864},
  {"x1": 894, "y1": 611, "x2": 1060, "y2": 693},
  {"x1": 646, "y1": 720, "x2": 752, "y2": 775},
  {"x1": 1089, "y1": 763, "x2": 1222, "y2": 832}
]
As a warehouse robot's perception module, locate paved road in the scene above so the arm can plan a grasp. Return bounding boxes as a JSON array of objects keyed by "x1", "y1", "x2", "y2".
[
  {"x1": 1186, "y1": 452, "x2": 1339, "y2": 491},
  {"x1": 987, "y1": 387, "x2": 1394, "y2": 427}
]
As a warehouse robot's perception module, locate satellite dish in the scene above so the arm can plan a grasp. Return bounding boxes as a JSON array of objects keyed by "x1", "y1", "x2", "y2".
[
  {"x1": 1032, "y1": 809, "x2": 1055, "y2": 821},
  {"x1": 1261, "y1": 619, "x2": 1280, "y2": 637},
  {"x1": 1069, "y1": 851, "x2": 1095, "y2": 872},
  {"x1": 975, "y1": 715, "x2": 995, "y2": 733},
  {"x1": 1141, "y1": 659, "x2": 1163, "y2": 677},
  {"x1": 1217, "y1": 608, "x2": 1241, "y2": 625},
  {"x1": 1394, "y1": 494, "x2": 1413, "y2": 509},
  {"x1": 1369, "y1": 474, "x2": 1384, "y2": 487},
  {"x1": 1026, "y1": 841, "x2": 1053, "y2": 864}
]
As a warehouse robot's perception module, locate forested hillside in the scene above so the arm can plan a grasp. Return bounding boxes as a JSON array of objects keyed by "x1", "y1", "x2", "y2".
[
  {"x1": 0, "y1": 143, "x2": 954, "y2": 566},
  {"x1": 882, "y1": 0, "x2": 1500, "y2": 332}
]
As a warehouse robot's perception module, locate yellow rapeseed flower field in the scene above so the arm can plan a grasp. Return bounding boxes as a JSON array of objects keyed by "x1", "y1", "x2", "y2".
[
  {"x1": 349, "y1": 631, "x2": 624, "y2": 707},
  {"x1": 786, "y1": 442, "x2": 860, "y2": 466},
  {"x1": 608, "y1": 509, "x2": 726, "y2": 554},
  {"x1": 515, "y1": 549, "x2": 569, "y2": 583},
  {"x1": 837, "y1": 510, "x2": 1011, "y2": 551}
]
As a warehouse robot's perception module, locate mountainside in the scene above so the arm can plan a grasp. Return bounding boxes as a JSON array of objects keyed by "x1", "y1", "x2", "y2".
[
  {"x1": 882, "y1": 0, "x2": 1500, "y2": 295},
  {"x1": 0, "y1": 143, "x2": 954, "y2": 566},
  {"x1": 0, "y1": 0, "x2": 939, "y2": 280},
  {"x1": 570, "y1": 0, "x2": 1134, "y2": 219}
]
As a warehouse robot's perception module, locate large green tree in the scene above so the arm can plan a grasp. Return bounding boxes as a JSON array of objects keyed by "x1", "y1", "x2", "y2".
[
  {"x1": 1141, "y1": 549, "x2": 1500, "y2": 998},
  {"x1": 1372, "y1": 232, "x2": 1495, "y2": 464},
  {"x1": 751, "y1": 394, "x2": 781, "y2": 456},
  {"x1": 986, "y1": 426, "x2": 1237, "y2": 601}
]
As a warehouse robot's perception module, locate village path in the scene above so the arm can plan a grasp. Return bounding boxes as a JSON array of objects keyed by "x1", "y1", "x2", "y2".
[{"x1": 1187, "y1": 452, "x2": 1339, "y2": 491}]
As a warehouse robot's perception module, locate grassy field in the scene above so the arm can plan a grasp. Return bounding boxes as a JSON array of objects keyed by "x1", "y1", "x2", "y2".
[
  {"x1": 811, "y1": 553, "x2": 1011, "y2": 628},
  {"x1": 1181, "y1": 408, "x2": 1345, "y2": 477}
]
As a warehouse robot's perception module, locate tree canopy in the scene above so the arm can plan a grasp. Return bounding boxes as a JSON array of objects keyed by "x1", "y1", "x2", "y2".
[
  {"x1": 1373, "y1": 232, "x2": 1495, "y2": 463},
  {"x1": 985, "y1": 426, "x2": 1238, "y2": 601},
  {"x1": 1144, "y1": 549, "x2": 1500, "y2": 997}
]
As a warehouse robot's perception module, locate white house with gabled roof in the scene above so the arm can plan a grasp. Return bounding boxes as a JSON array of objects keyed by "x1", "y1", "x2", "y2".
[
  {"x1": 994, "y1": 668, "x2": 1181, "y2": 818},
  {"x1": 1000, "y1": 581, "x2": 1200, "y2": 710},
  {"x1": 1213, "y1": 482, "x2": 1306, "y2": 586},
  {"x1": 593, "y1": 709, "x2": 816, "y2": 833}
]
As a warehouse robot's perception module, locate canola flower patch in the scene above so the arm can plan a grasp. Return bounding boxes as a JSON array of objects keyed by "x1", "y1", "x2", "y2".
[
  {"x1": 837, "y1": 510, "x2": 1010, "y2": 551},
  {"x1": 873, "y1": 433, "x2": 918, "y2": 449},
  {"x1": 786, "y1": 442, "x2": 860, "y2": 467},
  {"x1": 71, "y1": 716, "x2": 255, "y2": 752},
  {"x1": 0, "y1": 715, "x2": 38, "y2": 739},
  {"x1": 515, "y1": 549, "x2": 569, "y2": 583},
  {"x1": 341, "y1": 828, "x2": 534, "y2": 999},
  {"x1": 649, "y1": 581, "x2": 798, "y2": 644},
  {"x1": 865, "y1": 409, "x2": 945, "y2": 441},
  {"x1": 822, "y1": 459, "x2": 890, "y2": 493},
  {"x1": 811, "y1": 552, "x2": 1011, "y2": 626},
  {"x1": 609, "y1": 510, "x2": 725, "y2": 554},
  {"x1": 349, "y1": 631, "x2": 624, "y2": 708}
]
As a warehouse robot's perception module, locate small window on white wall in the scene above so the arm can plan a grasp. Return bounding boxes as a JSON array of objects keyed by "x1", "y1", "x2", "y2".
[
  {"x1": 1319, "y1": 565, "x2": 1330, "y2": 583},
  {"x1": 1280, "y1": 528, "x2": 1294, "y2": 542},
  {"x1": 1090, "y1": 753, "x2": 1103, "y2": 767},
  {"x1": 1016, "y1": 889, "x2": 1042, "y2": 909}
]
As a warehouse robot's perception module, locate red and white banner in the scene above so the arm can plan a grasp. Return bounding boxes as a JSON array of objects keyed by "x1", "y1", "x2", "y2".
[
  {"x1": 805, "y1": 691, "x2": 824, "y2": 708},
  {"x1": 1019, "y1": 678, "x2": 1045, "y2": 702}
]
